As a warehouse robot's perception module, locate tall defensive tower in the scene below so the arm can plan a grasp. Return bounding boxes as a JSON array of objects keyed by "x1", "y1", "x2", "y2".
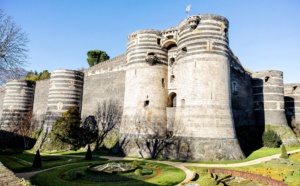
[
  {"x1": 120, "y1": 30, "x2": 168, "y2": 157},
  {"x1": 285, "y1": 83, "x2": 300, "y2": 125},
  {"x1": 172, "y1": 14, "x2": 245, "y2": 160},
  {"x1": 252, "y1": 71, "x2": 299, "y2": 146},
  {"x1": 44, "y1": 70, "x2": 84, "y2": 130},
  {"x1": 0, "y1": 80, "x2": 35, "y2": 130}
]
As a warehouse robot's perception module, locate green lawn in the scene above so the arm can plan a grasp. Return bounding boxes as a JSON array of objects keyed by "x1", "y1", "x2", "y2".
[
  {"x1": 30, "y1": 161, "x2": 186, "y2": 186},
  {"x1": 0, "y1": 152, "x2": 107, "y2": 173}
]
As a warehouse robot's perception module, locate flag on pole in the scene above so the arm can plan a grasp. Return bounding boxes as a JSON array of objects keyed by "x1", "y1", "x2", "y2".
[{"x1": 186, "y1": 4, "x2": 192, "y2": 14}]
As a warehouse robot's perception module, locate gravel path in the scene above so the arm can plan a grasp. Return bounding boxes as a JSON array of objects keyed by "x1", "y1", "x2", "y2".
[{"x1": 14, "y1": 148, "x2": 300, "y2": 185}]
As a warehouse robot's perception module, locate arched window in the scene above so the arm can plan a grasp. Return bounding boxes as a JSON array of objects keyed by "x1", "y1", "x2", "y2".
[{"x1": 168, "y1": 92, "x2": 177, "y2": 107}]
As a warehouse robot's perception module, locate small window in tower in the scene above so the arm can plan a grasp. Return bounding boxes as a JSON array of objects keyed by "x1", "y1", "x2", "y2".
[
  {"x1": 265, "y1": 76, "x2": 270, "y2": 83},
  {"x1": 182, "y1": 47, "x2": 187, "y2": 53},
  {"x1": 181, "y1": 99, "x2": 185, "y2": 107},
  {"x1": 167, "y1": 35, "x2": 174, "y2": 39},
  {"x1": 157, "y1": 38, "x2": 161, "y2": 45},
  {"x1": 293, "y1": 86, "x2": 298, "y2": 92},
  {"x1": 148, "y1": 52, "x2": 155, "y2": 56},
  {"x1": 144, "y1": 100, "x2": 150, "y2": 107},
  {"x1": 162, "y1": 78, "x2": 165, "y2": 88},
  {"x1": 224, "y1": 28, "x2": 228, "y2": 34},
  {"x1": 170, "y1": 57, "x2": 175, "y2": 66},
  {"x1": 232, "y1": 82, "x2": 238, "y2": 95},
  {"x1": 170, "y1": 75, "x2": 175, "y2": 82}
]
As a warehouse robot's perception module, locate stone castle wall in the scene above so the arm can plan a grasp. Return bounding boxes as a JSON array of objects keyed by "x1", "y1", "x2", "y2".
[
  {"x1": 1, "y1": 80, "x2": 35, "y2": 129},
  {"x1": 44, "y1": 70, "x2": 84, "y2": 129},
  {"x1": 284, "y1": 83, "x2": 300, "y2": 124},
  {"x1": 81, "y1": 54, "x2": 126, "y2": 118},
  {"x1": 32, "y1": 79, "x2": 50, "y2": 124},
  {"x1": 252, "y1": 71, "x2": 299, "y2": 146},
  {"x1": 0, "y1": 13, "x2": 299, "y2": 160},
  {"x1": 0, "y1": 87, "x2": 5, "y2": 120},
  {"x1": 252, "y1": 70, "x2": 288, "y2": 126},
  {"x1": 230, "y1": 56, "x2": 255, "y2": 127}
]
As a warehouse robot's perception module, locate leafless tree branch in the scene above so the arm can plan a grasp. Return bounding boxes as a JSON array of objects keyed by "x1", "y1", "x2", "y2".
[{"x1": 0, "y1": 9, "x2": 29, "y2": 82}]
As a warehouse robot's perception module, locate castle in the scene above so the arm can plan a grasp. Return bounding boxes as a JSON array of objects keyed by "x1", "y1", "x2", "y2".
[{"x1": 0, "y1": 14, "x2": 299, "y2": 161}]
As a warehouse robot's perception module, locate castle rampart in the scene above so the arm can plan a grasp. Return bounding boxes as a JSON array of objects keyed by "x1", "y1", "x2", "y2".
[
  {"x1": 32, "y1": 79, "x2": 50, "y2": 125},
  {"x1": 0, "y1": 87, "x2": 5, "y2": 121},
  {"x1": 284, "y1": 83, "x2": 300, "y2": 125},
  {"x1": 81, "y1": 54, "x2": 126, "y2": 118},
  {"x1": 252, "y1": 70, "x2": 299, "y2": 146},
  {"x1": 44, "y1": 70, "x2": 84, "y2": 130},
  {"x1": 0, "y1": 80, "x2": 35, "y2": 130},
  {"x1": 120, "y1": 29, "x2": 168, "y2": 157},
  {"x1": 252, "y1": 70, "x2": 287, "y2": 126},
  {"x1": 0, "y1": 13, "x2": 299, "y2": 160}
]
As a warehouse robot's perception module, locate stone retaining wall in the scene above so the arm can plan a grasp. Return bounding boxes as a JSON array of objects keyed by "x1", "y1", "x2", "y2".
[{"x1": 0, "y1": 162, "x2": 23, "y2": 185}]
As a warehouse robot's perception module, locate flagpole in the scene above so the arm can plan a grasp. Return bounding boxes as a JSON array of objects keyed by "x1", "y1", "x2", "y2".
[{"x1": 186, "y1": 4, "x2": 191, "y2": 18}]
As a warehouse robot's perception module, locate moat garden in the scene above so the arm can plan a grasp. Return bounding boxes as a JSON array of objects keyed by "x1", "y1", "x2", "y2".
[{"x1": 1, "y1": 147, "x2": 300, "y2": 186}]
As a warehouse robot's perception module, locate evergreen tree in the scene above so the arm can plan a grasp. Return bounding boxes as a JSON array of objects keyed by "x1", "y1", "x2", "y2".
[
  {"x1": 51, "y1": 107, "x2": 98, "y2": 151},
  {"x1": 85, "y1": 144, "x2": 93, "y2": 160},
  {"x1": 262, "y1": 130, "x2": 282, "y2": 148},
  {"x1": 87, "y1": 50, "x2": 109, "y2": 67},
  {"x1": 32, "y1": 149, "x2": 42, "y2": 168},
  {"x1": 280, "y1": 144, "x2": 289, "y2": 159}
]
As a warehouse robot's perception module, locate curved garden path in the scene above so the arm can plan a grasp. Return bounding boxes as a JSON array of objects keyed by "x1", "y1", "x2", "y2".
[{"x1": 15, "y1": 149, "x2": 300, "y2": 186}]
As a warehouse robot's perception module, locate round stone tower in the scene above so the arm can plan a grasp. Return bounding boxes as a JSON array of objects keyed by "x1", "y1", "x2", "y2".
[
  {"x1": 284, "y1": 83, "x2": 300, "y2": 125},
  {"x1": 252, "y1": 70, "x2": 299, "y2": 146},
  {"x1": 120, "y1": 30, "x2": 168, "y2": 157},
  {"x1": 172, "y1": 14, "x2": 245, "y2": 160},
  {"x1": 0, "y1": 80, "x2": 35, "y2": 130},
  {"x1": 44, "y1": 70, "x2": 84, "y2": 130}
]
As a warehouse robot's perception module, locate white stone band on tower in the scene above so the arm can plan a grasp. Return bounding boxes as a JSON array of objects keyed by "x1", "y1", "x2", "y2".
[
  {"x1": 0, "y1": 80, "x2": 35, "y2": 130},
  {"x1": 44, "y1": 69, "x2": 84, "y2": 130}
]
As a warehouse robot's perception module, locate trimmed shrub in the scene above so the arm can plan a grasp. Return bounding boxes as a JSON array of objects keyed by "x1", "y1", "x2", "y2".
[
  {"x1": 262, "y1": 130, "x2": 282, "y2": 148},
  {"x1": 85, "y1": 144, "x2": 92, "y2": 160},
  {"x1": 134, "y1": 169, "x2": 142, "y2": 176},
  {"x1": 32, "y1": 149, "x2": 42, "y2": 168},
  {"x1": 280, "y1": 144, "x2": 289, "y2": 159}
]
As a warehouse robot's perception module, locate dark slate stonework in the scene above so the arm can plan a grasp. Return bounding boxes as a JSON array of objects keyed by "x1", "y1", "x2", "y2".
[
  {"x1": 32, "y1": 79, "x2": 50, "y2": 125},
  {"x1": 0, "y1": 87, "x2": 5, "y2": 120}
]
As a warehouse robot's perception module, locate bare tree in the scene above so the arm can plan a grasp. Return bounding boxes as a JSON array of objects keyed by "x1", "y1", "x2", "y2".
[
  {"x1": 127, "y1": 115, "x2": 193, "y2": 160},
  {"x1": 94, "y1": 100, "x2": 122, "y2": 150},
  {"x1": 0, "y1": 67, "x2": 26, "y2": 86},
  {"x1": 5, "y1": 110, "x2": 36, "y2": 149},
  {"x1": 0, "y1": 9, "x2": 29, "y2": 75}
]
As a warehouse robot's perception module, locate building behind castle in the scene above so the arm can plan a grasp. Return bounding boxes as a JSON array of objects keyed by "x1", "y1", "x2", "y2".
[{"x1": 0, "y1": 14, "x2": 299, "y2": 161}]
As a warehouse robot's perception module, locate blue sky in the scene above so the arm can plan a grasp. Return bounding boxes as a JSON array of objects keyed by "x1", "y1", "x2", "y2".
[{"x1": 2, "y1": 0, "x2": 300, "y2": 83}]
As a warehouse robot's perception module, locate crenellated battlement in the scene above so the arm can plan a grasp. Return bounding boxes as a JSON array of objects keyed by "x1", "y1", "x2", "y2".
[{"x1": 85, "y1": 54, "x2": 126, "y2": 76}]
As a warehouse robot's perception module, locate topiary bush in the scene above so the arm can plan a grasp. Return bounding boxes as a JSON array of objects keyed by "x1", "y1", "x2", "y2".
[
  {"x1": 134, "y1": 169, "x2": 142, "y2": 176},
  {"x1": 280, "y1": 144, "x2": 289, "y2": 159},
  {"x1": 32, "y1": 149, "x2": 42, "y2": 168},
  {"x1": 262, "y1": 130, "x2": 282, "y2": 148},
  {"x1": 85, "y1": 144, "x2": 92, "y2": 160}
]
